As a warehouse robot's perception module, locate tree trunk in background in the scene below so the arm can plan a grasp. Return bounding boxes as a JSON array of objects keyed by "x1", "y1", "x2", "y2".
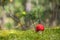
[
  {"x1": 22, "y1": 0, "x2": 32, "y2": 30},
  {"x1": 0, "y1": 6, "x2": 6, "y2": 30},
  {"x1": 49, "y1": 0, "x2": 60, "y2": 26},
  {"x1": 49, "y1": 0, "x2": 58, "y2": 26}
]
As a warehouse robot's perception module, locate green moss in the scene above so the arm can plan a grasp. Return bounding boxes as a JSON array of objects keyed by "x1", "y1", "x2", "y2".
[{"x1": 0, "y1": 28, "x2": 60, "y2": 40}]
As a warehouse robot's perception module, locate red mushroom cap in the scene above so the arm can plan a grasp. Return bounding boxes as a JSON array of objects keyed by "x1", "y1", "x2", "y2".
[{"x1": 36, "y1": 24, "x2": 44, "y2": 32}]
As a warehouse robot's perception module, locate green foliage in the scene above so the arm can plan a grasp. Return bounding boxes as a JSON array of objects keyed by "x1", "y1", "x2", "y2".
[
  {"x1": 0, "y1": 0, "x2": 60, "y2": 28},
  {"x1": 5, "y1": 23, "x2": 13, "y2": 29}
]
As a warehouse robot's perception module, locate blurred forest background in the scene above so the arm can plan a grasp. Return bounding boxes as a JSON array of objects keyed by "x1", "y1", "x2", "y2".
[{"x1": 0, "y1": 0, "x2": 60, "y2": 30}]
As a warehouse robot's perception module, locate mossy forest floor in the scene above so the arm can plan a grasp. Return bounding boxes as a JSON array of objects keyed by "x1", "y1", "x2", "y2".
[{"x1": 0, "y1": 27, "x2": 60, "y2": 40}]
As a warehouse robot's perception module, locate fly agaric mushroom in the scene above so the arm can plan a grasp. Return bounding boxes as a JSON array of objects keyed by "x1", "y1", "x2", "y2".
[{"x1": 36, "y1": 24, "x2": 44, "y2": 32}]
